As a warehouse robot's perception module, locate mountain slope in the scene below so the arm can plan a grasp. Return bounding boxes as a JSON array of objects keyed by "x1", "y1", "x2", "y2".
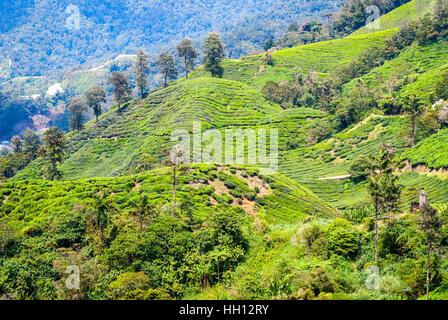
[
  {"x1": 351, "y1": 0, "x2": 434, "y2": 36},
  {"x1": 0, "y1": 0, "x2": 341, "y2": 80}
]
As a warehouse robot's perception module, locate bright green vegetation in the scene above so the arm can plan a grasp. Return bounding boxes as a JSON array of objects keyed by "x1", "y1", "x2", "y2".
[
  {"x1": 352, "y1": 0, "x2": 435, "y2": 36},
  {"x1": 2, "y1": 0, "x2": 448, "y2": 301},
  {"x1": 14, "y1": 77, "x2": 327, "y2": 181},
  {"x1": 0, "y1": 165, "x2": 336, "y2": 299},
  {"x1": 401, "y1": 129, "x2": 448, "y2": 168},
  {"x1": 192, "y1": 29, "x2": 396, "y2": 89},
  {"x1": 271, "y1": 30, "x2": 396, "y2": 72},
  {"x1": 342, "y1": 40, "x2": 448, "y2": 103}
]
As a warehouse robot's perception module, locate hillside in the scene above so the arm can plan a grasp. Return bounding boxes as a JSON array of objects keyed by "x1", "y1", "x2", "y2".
[
  {"x1": 0, "y1": 0, "x2": 342, "y2": 142},
  {"x1": 351, "y1": 0, "x2": 434, "y2": 36},
  {"x1": 0, "y1": 0, "x2": 341, "y2": 80},
  {"x1": 10, "y1": 0, "x2": 448, "y2": 212},
  {"x1": 2, "y1": 0, "x2": 448, "y2": 301},
  {"x1": 1, "y1": 164, "x2": 337, "y2": 299}
]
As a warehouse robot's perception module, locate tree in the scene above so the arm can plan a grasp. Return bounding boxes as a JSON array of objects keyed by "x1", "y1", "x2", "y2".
[
  {"x1": 68, "y1": 96, "x2": 88, "y2": 131},
  {"x1": 22, "y1": 129, "x2": 40, "y2": 159},
  {"x1": 401, "y1": 95, "x2": 425, "y2": 146},
  {"x1": 10, "y1": 136, "x2": 23, "y2": 154},
  {"x1": 130, "y1": 194, "x2": 158, "y2": 233},
  {"x1": 162, "y1": 145, "x2": 188, "y2": 217},
  {"x1": 108, "y1": 72, "x2": 132, "y2": 105},
  {"x1": 86, "y1": 86, "x2": 106, "y2": 122},
  {"x1": 367, "y1": 144, "x2": 403, "y2": 263},
  {"x1": 156, "y1": 52, "x2": 178, "y2": 88},
  {"x1": 91, "y1": 190, "x2": 115, "y2": 246},
  {"x1": 203, "y1": 32, "x2": 225, "y2": 78},
  {"x1": 350, "y1": 154, "x2": 373, "y2": 182},
  {"x1": 40, "y1": 127, "x2": 66, "y2": 181},
  {"x1": 134, "y1": 49, "x2": 150, "y2": 97},
  {"x1": 417, "y1": 201, "x2": 445, "y2": 300},
  {"x1": 263, "y1": 38, "x2": 274, "y2": 51},
  {"x1": 177, "y1": 39, "x2": 198, "y2": 79}
]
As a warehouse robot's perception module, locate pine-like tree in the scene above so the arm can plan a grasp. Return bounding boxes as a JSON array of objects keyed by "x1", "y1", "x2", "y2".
[
  {"x1": 108, "y1": 72, "x2": 132, "y2": 106},
  {"x1": 68, "y1": 96, "x2": 88, "y2": 131},
  {"x1": 203, "y1": 32, "x2": 225, "y2": 78},
  {"x1": 40, "y1": 127, "x2": 66, "y2": 181},
  {"x1": 156, "y1": 52, "x2": 178, "y2": 88},
  {"x1": 177, "y1": 39, "x2": 198, "y2": 79},
  {"x1": 22, "y1": 129, "x2": 40, "y2": 159},
  {"x1": 367, "y1": 144, "x2": 403, "y2": 263},
  {"x1": 86, "y1": 86, "x2": 106, "y2": 122},
  {"x1": 401, "y1": 95, "x2": 425, "y2": 146},
  {"x1": 134, "y1": 49, "x2": 149, "y2": 97}
]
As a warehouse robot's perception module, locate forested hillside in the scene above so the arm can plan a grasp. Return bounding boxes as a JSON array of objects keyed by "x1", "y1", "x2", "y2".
[
  {"x1": 0, "y1": 0, "x2": 341, "y2": 79},
  {"x1": 1, "y1": 0, "x2": 448, "y2": 301}
]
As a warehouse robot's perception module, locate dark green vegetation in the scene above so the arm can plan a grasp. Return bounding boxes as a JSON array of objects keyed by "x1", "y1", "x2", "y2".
[
  {"x1": 0, "y1": 0, "x2": 341, "y2": 79},
  {"x1": 2, "y1": 0, "x2": 448, "y2": 300}
]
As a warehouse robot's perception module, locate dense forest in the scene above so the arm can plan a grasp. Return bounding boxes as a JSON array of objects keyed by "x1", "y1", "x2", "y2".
[
  {"x1": 0, "y1": 0, "x2": 341, "y2": 79},
  {"x1": 1, "y1": 0, "x2": 448, "y2": 301}
]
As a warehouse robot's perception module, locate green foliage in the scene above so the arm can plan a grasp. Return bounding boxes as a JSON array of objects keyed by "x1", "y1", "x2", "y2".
[
  {"x1": 203, "y1": 33, "x2": 225, "y2": 78},
  {"x1": 156, "y1": 52, "x2": 178, "y2": 87},
  {"x1": 40, "y1": 127, "x2": 66, "y2": 181},
  {"x1": 326, "y1": 218, "x2": 359, "y2": 257}
]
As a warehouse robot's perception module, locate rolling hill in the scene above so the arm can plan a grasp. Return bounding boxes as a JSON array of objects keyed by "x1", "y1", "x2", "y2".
[{"x1": 2, "y1": 0, "x2": 448, "y2": 301}]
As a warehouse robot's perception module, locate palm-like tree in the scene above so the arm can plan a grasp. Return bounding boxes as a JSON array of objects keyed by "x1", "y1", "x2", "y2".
[
  {"x1": 91, "y1": 190, "x2": 115, "y2": 246},
  {"x1": 401, "y1": 95, "x2": 425, "y2": 146},
  {"x1": 130, "y1": 194, "x2": 158, "y2": 232},
  {"x1": 367, "y1": 144, "x2": 402, "y2": 263}
]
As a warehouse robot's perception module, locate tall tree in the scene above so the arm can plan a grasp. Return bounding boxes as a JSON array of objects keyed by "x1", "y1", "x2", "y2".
[
  {"x1": 68, "y1": 96, "x2": 88, "y2": 131},
  {"x1": 402, "y1": 95, "x2": 425, "y2": 146},
  {"x1": 91, "y1": 190, "x2": 115, "y2": 247},
  {"x1": 130, "y1": 194, "x2": 158, "y2": 233},
  {"x1": 156, "y1": 52, "x2": 178, "y2": 88},
  {"x1": 10, "y1": 136, "x2": 23, "y2": 154},
  {"x1": 263, "y1": 38, "x2": 274, "y2": 51},
  {"x1": 367, "y1": 144, "x2": 402, "y2": 263},
  {"x1": 203, "y1": 32, "x2": 225, "y2": 78},
  {"x1": 22, "y1": 129, "x2": 40, "y2": 159},
  {"x1": 162, "y1": 145, "x2": 187, "y2": 217},
  {"x1": 134, "y1": 49, "x2": 150, "y2": 97},
  {"x1": 86, "y1": 86, "x2": 106, "y2": 122},
  {"x1": 177, "y1": 39, "x2": 198, "y2": 79},
  {"x1": 40, "y1": 127, "x2": 66, "y2": 181},
  {"x1": 418, "y1": 201, "x2": 444, "y2": 300},
  {"x1": 108, "y1": 72, "x2": 132, "y2": 106}
]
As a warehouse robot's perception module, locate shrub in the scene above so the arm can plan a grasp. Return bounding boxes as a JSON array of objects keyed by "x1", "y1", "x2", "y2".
[
  {"x1": 302, "y1": 224, "x2": 326, "y2": 256},
  {"x1": 326, "y1": 219, "x2": 359, "y2": 257},
  {"x1": 55, "y1": 212, "x2": 86, "y2": 248}
]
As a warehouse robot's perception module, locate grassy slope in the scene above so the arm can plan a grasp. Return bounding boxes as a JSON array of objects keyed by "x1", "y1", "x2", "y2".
[
  {"x1": 15, "y1": 77, "x2": 326, "y2": 180},
  {"x1": 1, "y1": 164, "x2": 335, "y2": 230},
  {"x1": 401, "y1": 129, "x2": 448, "y2": 168},
  {"x1": 191, "y1": 29, "x2": 396, "y2": 90},
  {"x1": 351, "y1": 0, "x2": 434, "y2": 36},
  {"x1": 14, "y1": 0, "x2": 447, "y2": 209}
]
